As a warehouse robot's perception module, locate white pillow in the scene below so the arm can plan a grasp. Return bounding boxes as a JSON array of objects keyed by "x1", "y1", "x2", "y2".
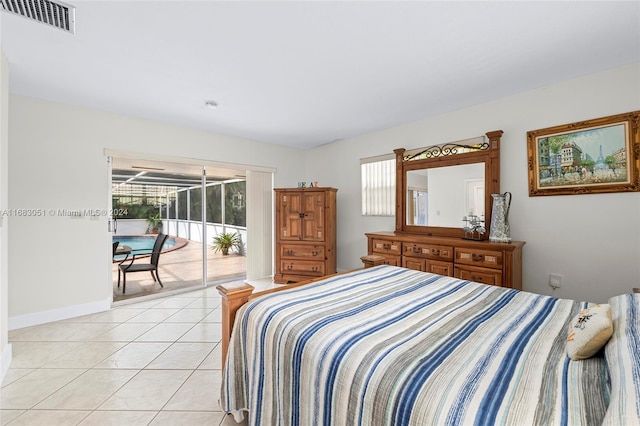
[{"x1": 566, "y1": 304, "x2": 613, "y2": 360}]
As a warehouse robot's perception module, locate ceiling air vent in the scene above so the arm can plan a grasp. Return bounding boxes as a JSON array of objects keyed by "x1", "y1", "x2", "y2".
[{"x1": 1, "y1": 0, "x2": 75, "y2": 34}]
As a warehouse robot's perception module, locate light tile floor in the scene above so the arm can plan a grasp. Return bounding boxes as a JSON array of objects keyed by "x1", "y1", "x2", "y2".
[{"x1": 0, "y1": 279, "x2": 276, "y2": 426}]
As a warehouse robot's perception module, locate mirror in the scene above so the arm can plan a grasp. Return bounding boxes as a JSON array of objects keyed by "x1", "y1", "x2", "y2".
[
  {"x1": 406, "y1": 163, "x2": 485, "y2": 227},
  {"x1": 395, "y1": 130, "x2": 503, "y2": 239}
]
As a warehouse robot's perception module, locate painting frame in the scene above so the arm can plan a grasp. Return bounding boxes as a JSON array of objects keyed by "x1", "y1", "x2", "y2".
[{"x1": 527, "y1": 110, "x2": 640, "y2": 196}]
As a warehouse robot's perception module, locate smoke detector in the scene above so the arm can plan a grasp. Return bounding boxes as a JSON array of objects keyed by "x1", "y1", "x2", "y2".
[{"x1": 1, "y1": 0, "x2": 75, "y2": 34}]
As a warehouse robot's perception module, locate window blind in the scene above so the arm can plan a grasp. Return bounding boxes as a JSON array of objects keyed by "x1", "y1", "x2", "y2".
[{"x1": 361, "y1": 154, "x2": 395, "y2": 216}]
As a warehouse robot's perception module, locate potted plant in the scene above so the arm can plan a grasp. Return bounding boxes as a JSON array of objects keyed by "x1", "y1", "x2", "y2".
[
  {"x1": 146, "y1": 213, "x2": 162, "y2": 234},
  {"x1": 212, "y1": 231, "x2": 241, "y2": 255}
]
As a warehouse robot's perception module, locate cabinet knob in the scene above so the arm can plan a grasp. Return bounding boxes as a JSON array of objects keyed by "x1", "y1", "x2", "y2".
[
  {"x1": 431, "y1": 248, "x2": 441, "y2": 256},
  {"x1": 472, "y1": 253, "x2": 484, "y2": 262},
  {"x1": 312, "y1": 251, "x2": 319, "y2": 256},
  {"x1": 413, "y1": 246, "x2": 420, "y2": 254}
]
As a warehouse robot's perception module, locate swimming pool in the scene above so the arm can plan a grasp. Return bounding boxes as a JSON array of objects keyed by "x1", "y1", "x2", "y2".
[{"x1": 113, "y1": 235, "x2": 180, "y2": 259}]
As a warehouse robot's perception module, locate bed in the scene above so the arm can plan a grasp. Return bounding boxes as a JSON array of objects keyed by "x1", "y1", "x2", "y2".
[{"x1": 219, "y1": 265, "x2": 640, "y2": 425}]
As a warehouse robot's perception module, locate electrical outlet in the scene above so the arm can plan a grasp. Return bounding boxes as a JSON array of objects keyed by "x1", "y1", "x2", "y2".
[{"x1": 549, "y1": 274, "x2": 562, "y2": 289}]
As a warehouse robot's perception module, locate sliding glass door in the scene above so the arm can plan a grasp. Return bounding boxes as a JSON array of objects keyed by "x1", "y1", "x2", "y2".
[{"x1": 110, "y1": 157, "x2": 248, "y2": 301}]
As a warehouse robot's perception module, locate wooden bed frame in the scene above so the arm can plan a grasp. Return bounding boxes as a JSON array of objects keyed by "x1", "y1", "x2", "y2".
[{"x1": 216, "y1": 273, "x2": 343, "y2": 368}]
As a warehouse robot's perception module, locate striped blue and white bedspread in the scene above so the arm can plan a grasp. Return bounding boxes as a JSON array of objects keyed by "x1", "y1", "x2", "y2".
[{"x1": 221, "y1": 266, "x2": 633, "y2": 425}]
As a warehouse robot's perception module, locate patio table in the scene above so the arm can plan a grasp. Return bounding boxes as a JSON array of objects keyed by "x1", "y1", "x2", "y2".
[{"x1": 114, "y1": 244, "x2": 132, "y2": 264}]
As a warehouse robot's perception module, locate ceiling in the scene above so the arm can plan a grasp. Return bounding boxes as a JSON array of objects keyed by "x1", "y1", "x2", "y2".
[
  {"x1": 111, "y1": 157, "x2": 246, "y2": 195},
  {"x1": 2, "y1": 1, "x2": 639, "y2": 149}
]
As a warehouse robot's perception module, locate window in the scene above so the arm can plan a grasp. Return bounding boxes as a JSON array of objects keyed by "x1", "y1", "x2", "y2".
[
  {"x1": 177, "y1": 190, "x2": 188, "y2": 220},
  {"x1": 206, "y1": 185, "x2": 222, "y2": 223},
  {"x1": 225, "y1": 181, "x2": 246, "y2": 227},
  {"x1": 190, "y1": 187, "x2": 202, "y2": 222},
  {"x1": 361, "y1": 154, "x2": 395, "y2": 216}
]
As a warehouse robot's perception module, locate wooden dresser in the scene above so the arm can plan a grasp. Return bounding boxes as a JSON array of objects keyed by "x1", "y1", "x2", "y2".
[
  {"x1": 274, "y1": 187, "x2": 337, "y2": 283},
  {"x1": 366, "y1": 231, "x2": 525, "y2": 289}
]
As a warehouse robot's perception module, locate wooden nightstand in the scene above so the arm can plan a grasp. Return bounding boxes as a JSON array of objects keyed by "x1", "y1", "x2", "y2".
[{"x1": 360, "y1": 254, "x2": 386, "y2": 269}]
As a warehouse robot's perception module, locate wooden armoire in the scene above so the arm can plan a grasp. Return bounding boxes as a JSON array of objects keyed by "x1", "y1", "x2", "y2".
[{"x1": 274, "y1": 187, "x2": 337, "y2": 283}]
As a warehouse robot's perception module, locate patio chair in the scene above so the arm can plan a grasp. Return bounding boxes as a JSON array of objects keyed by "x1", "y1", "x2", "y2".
[
  {"x1": 117, "y1": 233, "x2": 168, "y2": 294},
  {"x1": 112, "y1": 241, "x2": 119, "y2": 260}
]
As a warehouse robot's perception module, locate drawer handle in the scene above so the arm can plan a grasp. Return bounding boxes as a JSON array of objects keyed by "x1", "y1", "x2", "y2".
[
  {"x1": 431, "y1": 248, "x2": 441, "y2": 256},
  {"x1": 287, "y1": 249, "x2": 294, "y2": 255},
  {"x1": 312, "y1": 266, "x2": 318, "y2": 272},
  {"x1": 413, "y1": 246, "x2": 421, "y2": 254},
  {"x1": 472, "y1": 253, "x2": 484, "y2": 262},
  {"x1": 383, "y1": 243, "x2": 391, "y2": 250},
  {"x1": 312, "y1": 250, "x2": 319, "y2": 256},
  {"x1": 471, "y1": 275, "x2": 483, "y2": 283},
  {"x1": 287, "y1": 264, "x2": 293, "y2": 270}
]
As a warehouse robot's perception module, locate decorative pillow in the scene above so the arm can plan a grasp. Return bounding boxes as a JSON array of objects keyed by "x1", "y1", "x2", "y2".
[{"x1": 566, "y1": 304, "x2": 613, "y2": 360}]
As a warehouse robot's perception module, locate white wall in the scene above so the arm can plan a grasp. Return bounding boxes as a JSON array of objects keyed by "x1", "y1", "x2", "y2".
[
  {"x1": 8, "y1": 96, "x2": 306, "y2": 326},
  {"x1": 6, "y1": 63, "x2": 640, "y2": 329},
  {"x1": 0, "y1": 47, "x2": 11, "y2": 382},
  {"x1": 113, "y1": 219, "x2": 148, "y2": 236},
  {"x1": 307, "y1": 62, "x2": 640, "y2": 303}
]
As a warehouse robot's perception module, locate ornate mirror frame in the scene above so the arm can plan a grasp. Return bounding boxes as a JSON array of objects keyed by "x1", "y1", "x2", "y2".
[{"x1": 395, "y1": 130, "x2": 503, "y2": 239}]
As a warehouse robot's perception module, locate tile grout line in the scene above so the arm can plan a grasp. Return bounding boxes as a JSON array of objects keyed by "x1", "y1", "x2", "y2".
[{"x1": 3, "y1": 288, "x2": 231, "y2": 425}]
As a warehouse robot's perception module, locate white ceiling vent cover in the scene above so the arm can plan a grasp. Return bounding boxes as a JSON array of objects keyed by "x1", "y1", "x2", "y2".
[{"x1": 1, "y1": 0, "x2": 75, "y2": 34}]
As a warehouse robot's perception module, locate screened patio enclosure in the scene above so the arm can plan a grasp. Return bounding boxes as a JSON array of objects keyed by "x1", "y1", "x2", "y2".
[{"x1": 111, "y1": 157, "x2": 248, "y2": 301}]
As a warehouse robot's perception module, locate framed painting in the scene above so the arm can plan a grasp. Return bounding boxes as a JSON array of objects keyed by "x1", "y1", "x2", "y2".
[{"x1": 527, "y1": 110, "x2": 640, "y2": 196}]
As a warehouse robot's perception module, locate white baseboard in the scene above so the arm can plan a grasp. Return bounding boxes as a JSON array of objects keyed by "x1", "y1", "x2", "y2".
[
  {"x1": 1, "y1": 343, "x2": 12, "y2": 385},
  {"x1": 8, "y1": 299, "x2": 111, "y2": 331}
]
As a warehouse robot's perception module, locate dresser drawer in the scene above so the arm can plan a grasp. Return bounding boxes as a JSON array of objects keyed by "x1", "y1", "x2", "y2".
[
  {"x1": 379, "y1": 254, "x2": 401, "y2": 267},
  {"x1": 426, "y1": 260, "x2": 453, "y2": 277},
  {"x1": 402, "y1": 256, "x2": 425, "y2": 271},
  {"x1": 455, "y1": 248, "x2": 503, "y2": 269},
  {"x1": 280, "y1": 260, "x2": 325, "y2": 276},
  {"x1": 372, "y1": 239, "x2": 402, "y2": 256},
  {"x1": 403, "y1": 243, "x2": 453, "y2": 261},
  {"x1": 403, "y1": 257, "x2": 453, "y2": 276},
  {"x1": 281, "y1": 244, "x2": 325, "y2": 259},
  {"x1": 455, "y1": 265, "x2": 502, "y2": 286}
]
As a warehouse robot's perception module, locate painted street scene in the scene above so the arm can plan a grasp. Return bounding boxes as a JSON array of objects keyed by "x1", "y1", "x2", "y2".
[{"x1": 537, "y1": 123, "x2": 628, "y2": 187}]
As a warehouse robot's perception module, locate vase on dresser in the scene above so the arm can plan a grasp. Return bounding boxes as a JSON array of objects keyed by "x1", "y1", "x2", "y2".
[{"x1": 489, "y1": 192, "x2": 512, "y2": 243}]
